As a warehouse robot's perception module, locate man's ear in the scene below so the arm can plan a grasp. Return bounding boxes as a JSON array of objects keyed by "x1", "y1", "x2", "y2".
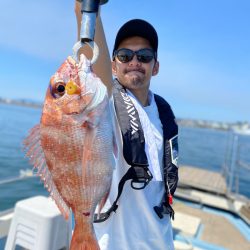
[
  {"x1": 111, "y1": 61, "x2": 117, "y2": 76},
  {"x1": 152, "y1": 61, "x2": 159, "y2": 76}
]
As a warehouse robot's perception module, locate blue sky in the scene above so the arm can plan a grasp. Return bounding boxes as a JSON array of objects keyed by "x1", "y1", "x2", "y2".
[{"x1": 0, "y1": 0, "x2": 249, "y2": 123}]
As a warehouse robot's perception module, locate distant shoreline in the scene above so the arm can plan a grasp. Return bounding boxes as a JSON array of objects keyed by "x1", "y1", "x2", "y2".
[
  {"x1": 0, "y1": 98, "x2": 249, "y2": 134},
  {"x1": 0, "y1": 99, "x2": 42, "y2": 109}
]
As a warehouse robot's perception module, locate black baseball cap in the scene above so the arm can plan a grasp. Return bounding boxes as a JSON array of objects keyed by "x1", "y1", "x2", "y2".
[{"x1": 112, "y1": 19, "x2": 158, "y2": 59}]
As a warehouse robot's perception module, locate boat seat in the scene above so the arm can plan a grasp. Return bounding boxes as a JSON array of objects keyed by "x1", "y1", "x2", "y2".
[{"x1": 5, "y1": 196, "x2": 71, "y2": 250}]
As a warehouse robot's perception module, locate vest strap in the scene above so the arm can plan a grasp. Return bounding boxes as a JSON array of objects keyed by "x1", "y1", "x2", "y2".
[
  {"x1": 154, "y1": 202, "x2": 175, "y2": 220},
  {"x1": 94, "y1": 164, "x2": 152, "y2": 223}
]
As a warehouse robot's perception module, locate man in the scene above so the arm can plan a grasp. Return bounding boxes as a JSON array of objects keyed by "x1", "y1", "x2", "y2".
[{"x1": 75, "y1": 2, "x2": 178, "y2": 250}]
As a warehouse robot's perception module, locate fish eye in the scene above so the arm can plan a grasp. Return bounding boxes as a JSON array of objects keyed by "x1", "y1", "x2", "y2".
[
  {"x1": 56, "y1": 84, "x2": 65, "y2": 93},
  {"x1": 50, "y1": 80, "x2": 67, "y2": 99},
  {"x1": 54, "y1": 82, "x2": 66, "y2": 97}
]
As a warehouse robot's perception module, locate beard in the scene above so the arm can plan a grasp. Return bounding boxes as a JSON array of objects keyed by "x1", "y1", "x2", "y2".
[{"x1": 123, "y1": 67, "x2": 145, "y2": 88}]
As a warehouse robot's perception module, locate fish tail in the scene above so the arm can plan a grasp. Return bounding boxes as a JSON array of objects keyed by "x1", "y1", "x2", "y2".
[{"x1": 70, "y1": 222, "x2": 99, "y2": 250}]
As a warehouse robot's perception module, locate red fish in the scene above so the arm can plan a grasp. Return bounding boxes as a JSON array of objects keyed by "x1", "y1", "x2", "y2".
[{"x1": 24, "y1": 55, "x2": 114, "y2": 250}]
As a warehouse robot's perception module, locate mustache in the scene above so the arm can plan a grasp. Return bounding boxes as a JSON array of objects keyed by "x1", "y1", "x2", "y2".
[{"x1": 124, "y1": 67, "x2": 145, "y2": 74}]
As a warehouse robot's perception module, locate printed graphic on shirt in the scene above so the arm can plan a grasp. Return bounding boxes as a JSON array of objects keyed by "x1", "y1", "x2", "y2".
[{"x1": 169, "y1": 135, "x2": 178, "y2": 167}]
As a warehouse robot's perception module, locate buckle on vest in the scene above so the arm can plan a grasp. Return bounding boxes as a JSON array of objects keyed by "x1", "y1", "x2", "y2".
[
  {"x1": 130, "y1": 165, "x2": 153, "y2": 190},
  {"x1": 154, "y1": 202, "x2": 175, "y2": 220}
]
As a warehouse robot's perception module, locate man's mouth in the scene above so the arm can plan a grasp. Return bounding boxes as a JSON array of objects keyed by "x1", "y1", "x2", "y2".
[{"x1": 125, "y1": 68, "x2": 145, "y2": 74}]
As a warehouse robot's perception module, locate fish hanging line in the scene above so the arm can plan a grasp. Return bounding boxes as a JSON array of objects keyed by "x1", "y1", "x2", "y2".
[{"x1": 73, "y1": 0, "x2": 108, "y2": 64}]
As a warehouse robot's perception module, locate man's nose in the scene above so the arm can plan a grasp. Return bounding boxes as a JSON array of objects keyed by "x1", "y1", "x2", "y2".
[{"x1": 128, "y1": 54, "x2": 141, "y2": 65}]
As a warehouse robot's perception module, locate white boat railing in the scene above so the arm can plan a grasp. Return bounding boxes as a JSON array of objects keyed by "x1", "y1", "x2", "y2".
[{"x1": 223, "y1": 131, "x2": 250, "y2": 197}]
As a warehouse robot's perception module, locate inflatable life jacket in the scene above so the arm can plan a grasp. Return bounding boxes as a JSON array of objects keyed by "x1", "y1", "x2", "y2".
[{"x1": 94, "y1": 79, "x2": 178, "y2": 223}]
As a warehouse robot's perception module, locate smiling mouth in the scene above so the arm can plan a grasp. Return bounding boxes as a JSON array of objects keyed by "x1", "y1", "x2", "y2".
[{"x1": 126, "y1": 69, "x2": 145, "y2": 74}]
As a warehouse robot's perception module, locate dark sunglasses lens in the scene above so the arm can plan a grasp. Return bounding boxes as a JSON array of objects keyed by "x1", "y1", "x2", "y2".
[
  {"x1": 116, "y1": 49, "x2": 134, "y2": 63},
  {"x1": 137, "y1": 49, "x2": 154, "y2": 63}
]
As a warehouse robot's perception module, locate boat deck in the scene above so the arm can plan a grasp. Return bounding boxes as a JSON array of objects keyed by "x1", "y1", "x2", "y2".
[
  {"x1": 179, "y1": 165, "x2": 228, "y2": 195},
  {"x1": 173, "y1": 201, "x2": 250, "y2": 250},
  {"x1": 173, "y1": 165, "x2": 250, "y2": 249},
  {"x1": 176, "y1": 165, "x2": 250, "y2": 225}
]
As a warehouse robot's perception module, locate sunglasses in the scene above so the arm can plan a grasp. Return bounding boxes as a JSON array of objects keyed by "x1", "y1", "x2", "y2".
[{"x1": 113, "y1": 48, "x2": 156, "y2": 63}]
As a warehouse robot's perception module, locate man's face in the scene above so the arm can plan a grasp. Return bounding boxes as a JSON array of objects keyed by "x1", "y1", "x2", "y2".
[{"x1": 112, "y1": 36, "x2": 159, "y2": 93}]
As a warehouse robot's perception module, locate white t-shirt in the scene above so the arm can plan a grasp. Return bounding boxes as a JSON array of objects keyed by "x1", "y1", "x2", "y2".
[{"x1": 94, "y1": 91, "x2": 174, "y2": 250}]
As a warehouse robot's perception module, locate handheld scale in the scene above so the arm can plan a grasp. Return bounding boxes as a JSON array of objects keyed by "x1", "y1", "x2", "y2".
[{"x1": 73, "y1": 0, "x2": 108, "y2": 64}]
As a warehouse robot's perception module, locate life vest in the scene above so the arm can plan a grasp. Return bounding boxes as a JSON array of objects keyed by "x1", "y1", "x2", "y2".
[{"x1": 94, "y1": 79, "x2": 178, "y2": 223}]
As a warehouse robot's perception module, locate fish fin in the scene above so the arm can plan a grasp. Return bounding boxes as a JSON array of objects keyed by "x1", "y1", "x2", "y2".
[
  {"x1": 23, "y1": 124, "x2": 70, "y2": 219},
  {"x1": 70, "y1": 222, "x2": 99, "y2": 250}
]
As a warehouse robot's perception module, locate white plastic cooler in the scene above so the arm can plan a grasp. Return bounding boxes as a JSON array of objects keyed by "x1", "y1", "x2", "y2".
[{"x1": 5, "y1": 196, "x2": 71, "y2": 250}]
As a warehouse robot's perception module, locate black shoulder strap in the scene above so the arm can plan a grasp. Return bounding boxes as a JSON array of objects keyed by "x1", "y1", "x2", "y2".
[
  {"x1": 154, "y1": 94, "x2": 178, "y2": 220},
  {"x1": 112, "y1": 79, "x2": 149, "y2": 166},
  {"x1": 154, "y1": 94, "x2": 178, "y2": 140},
  {"x1": 94, "y1": 79, "x2": 153, "y2": 223}
]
